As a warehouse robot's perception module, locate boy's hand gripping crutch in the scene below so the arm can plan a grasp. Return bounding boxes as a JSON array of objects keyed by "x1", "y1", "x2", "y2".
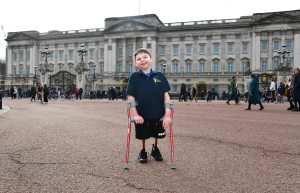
[
  {"x1": 124, "y1": 101, "x2": 136, "y2": 170},
  {"x1": 166, "y1": 103, "x2": 176, "y2": 169}
]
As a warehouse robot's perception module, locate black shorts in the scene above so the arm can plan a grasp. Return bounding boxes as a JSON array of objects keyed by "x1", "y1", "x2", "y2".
[{"x1": 135, "y1": 119, "x2": 166, "y2": 140}]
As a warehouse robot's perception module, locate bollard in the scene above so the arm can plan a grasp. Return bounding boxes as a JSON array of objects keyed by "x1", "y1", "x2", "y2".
[{"x1": 0, "y1": 91, "x2": 2, "y2": 110}]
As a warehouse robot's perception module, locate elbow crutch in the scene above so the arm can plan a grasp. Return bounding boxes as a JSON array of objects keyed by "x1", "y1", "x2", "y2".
[
  {"x1": 166, "y1": 103, "x2": 176, "y2": 169},
  {"x1": 124, "y1": 101, "x2": 137, "y2": 170}
]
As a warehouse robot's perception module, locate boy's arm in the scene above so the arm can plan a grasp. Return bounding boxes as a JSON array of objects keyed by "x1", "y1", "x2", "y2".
[
  {"x1": 163, "y1": 92, "x2": 172, "y2": 129},
  {"x1": 127, "y1": 95, "x2": 144, "y2": 124}
]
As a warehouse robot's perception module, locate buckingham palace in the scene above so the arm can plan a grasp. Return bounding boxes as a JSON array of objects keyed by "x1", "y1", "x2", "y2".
[{"x1": 3, "y1": 9, "x2": 300, "y2": 96}]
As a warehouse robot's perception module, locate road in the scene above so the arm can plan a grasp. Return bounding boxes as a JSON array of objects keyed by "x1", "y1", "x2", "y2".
[{"x1": 0, "y1": 98, "x2": 299, "y2": 193}]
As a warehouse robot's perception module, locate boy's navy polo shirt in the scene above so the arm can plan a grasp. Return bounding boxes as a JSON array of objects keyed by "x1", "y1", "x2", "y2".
[{"x1": 127, "y1": 70, "x2": 170, "y2": 119}]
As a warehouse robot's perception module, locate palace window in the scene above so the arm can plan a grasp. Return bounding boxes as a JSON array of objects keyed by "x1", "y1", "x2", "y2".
[
  {"x1": 227, "y1": 42, "x2": 235, "y2": 54},
  {"x1": 160, "y1": 45, "x2": 166, "y2": 56},
  {"x1": 273, "y1": 40, "x2": 280, "y2": 51},
  {"x1": 59, "y1": 50, "x2": 64, "y2": 60},
  {"x1": 213, "y1": 43, "x2": 220, "y2": 54},
  {"x1": 261, "y1": 41, "x2": 268, "y2": 52},
  {"x1": 172, "y1": 62, "x2": 179, "y2": 73},
  {"x1": 261, "y1": 59, "x2": 268, "y2": 71},
  {"x1": 116, "y1": 62, "x2": 122, "y2": 73},
  {"x1": 118, "y1": 47, "x2": 123, "y2": 57},
  {"x1": 172, "y1": 45, "x2": 179, "y2": 56},
  {"x1": 100, "y1": 48, "x2": 104, "y2": 59},
  {"x1": 89, "y1": 48, "x2": 94, "y2": 59},
  {"x1": 68, "y1": 49, "x2": 74, "y2": 60},
  {"x1": 186, "y1": 44, "x2": 192, "y2": 56},
  {"x1": 199, "y1": 43, "x2": 206, "y2": 55},
  {"x1": 26, "y1": 51, "x2": 30, "y2": 61},
  {"x1": 213, "y1": 61, "x2": 219, "y2": 73},
  {"x1": 227, "y1": 61, "x2": 234, "y2": 73},
  {"x1": 285, "y1": 39, "x2": 292, "y2": 50},
  {"x1": 242, "y1": 42, "x2": 248, "y2": 54},
  {"x1": 199, "y1": 62, "x2": 205, "y2": 73},
  {"x1": 19, "y1": 50, "x2": 24, "y2": 61},
  {"x1": 185, "y1": 62, "x2": 192, "y2": 73}
]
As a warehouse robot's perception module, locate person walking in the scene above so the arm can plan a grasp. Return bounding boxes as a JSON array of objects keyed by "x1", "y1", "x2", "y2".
[
  {"x1": 245, "y1": 74, "x2": 264, "y2": 111},
  {"x1": 43, "y1": 84, "x2": 49, "y2": 103},
  {"x1": 179, "y1": 83, "x2": 187, "y2": 102},
  {"x1": 79, "y1": 88, "x2": 83, "y2": 100},
  {"x1": 291, "y1": 68, "x2": 300, "y2": 111},
  {"x1": 285, "y1": 75, "x2": 295, "y2": 110},
  {"x1": 191, "y1": 86, "x2": 198, "y2": 102},
  {"x1": 226, "y1": 75, "x2": 238, "y2": 105},
  {"x1": 37, "y1": 85, "x2": 43, "y2": 103},
  {"x1": 30, "y1": 84, "x2": 36, "y2": 101},
  {"x1": 126, "y1": 48, "x2": 172, "y2": 164},
  {"x1": 269, "y1": 80, "x2": 276, "y2": 102}
]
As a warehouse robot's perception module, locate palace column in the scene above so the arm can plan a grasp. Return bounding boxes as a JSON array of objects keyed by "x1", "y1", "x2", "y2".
[
  {"x1": 252, "y1": 32, "x2": 261, "y2": 71},
  {"x1": 294, "y1": 30, "x2": 300, "y2": 68}
]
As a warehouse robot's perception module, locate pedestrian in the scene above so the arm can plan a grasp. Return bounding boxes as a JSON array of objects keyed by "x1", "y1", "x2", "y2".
[
  {"x1": 10, "y1": 86, "x2": 14, "y2": 99},
  {"x1": 245, "y1": 74, "x2": 264, "y2": 110},
  {"x1": 191, "y1": 86, "x2": 198, "y2": 102},
  {"x1": 75, "y1": 87, "x2": 80, "y2": 100},
  {"x1": 37, "y1": 85, "x2": 43, "y2": 103},
  {"x1": 79, "y1": 88, "x2": 83, "y2": 100},
  {"x1": 285, "y1": 75, "x2": 295, "y2": 110},
  {"x1": 226, "y1": 75, "x2": 238, "y2": 105},
  {"x1": 269, "y1": 80, "x2": 276, "y2": 102},
  {"x1": 291, "y1": 68, "x2": 300, "y2": 111},
  {"x1": 30, "y1": 84, "x2": 36, "y2": 101},
  {"x1": 179, "y1": 83, "x2": 187, "y2": 102},
  {"x1": 126, "y1": 48, "x2": 172, "y2": 164},
  {"x1": 43, "y1": 84, "x2": 49, "y2": 103}
]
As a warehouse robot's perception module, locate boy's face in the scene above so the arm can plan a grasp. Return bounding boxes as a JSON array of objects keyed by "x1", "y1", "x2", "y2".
[{"x1": 135, "y1": 52, "x2": 152, "y2": 72}]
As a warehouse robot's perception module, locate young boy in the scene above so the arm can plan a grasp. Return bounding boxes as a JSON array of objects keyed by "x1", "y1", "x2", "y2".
[{"x1": 126, "y1": 48, "x2": 172, "y2": 163}]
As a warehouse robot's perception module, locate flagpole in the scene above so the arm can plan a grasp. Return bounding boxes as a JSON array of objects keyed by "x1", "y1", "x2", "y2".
[{"x1": 139, "y1": 0, "x2": 141, "y2": 15}]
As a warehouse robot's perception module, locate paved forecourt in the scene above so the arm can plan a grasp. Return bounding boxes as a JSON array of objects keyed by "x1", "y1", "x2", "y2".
[{"x1": 0, "y1": 98, "x2": 299, "y2": 193}]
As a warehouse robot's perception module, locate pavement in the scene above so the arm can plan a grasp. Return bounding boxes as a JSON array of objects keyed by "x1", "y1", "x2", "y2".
[
  {"x1": 0, "y1": 105, "x2": 10, "y2": 115},
  {"x1": 0, "y1": 98, "x2": 299, "y2": 193}
]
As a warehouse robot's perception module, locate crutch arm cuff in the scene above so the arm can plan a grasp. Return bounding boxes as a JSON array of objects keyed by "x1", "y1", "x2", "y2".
[
  {"x1": 164, "y1": 103, "x2": 174, "y2": 109},
  {"x1": 127, "y1": 101, "x2": 138, "y2": 109}
]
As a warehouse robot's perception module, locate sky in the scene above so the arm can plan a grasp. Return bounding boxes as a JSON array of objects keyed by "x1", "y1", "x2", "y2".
[{"x1": 0, "y1": 0, "x2": 299, "y2": 59}]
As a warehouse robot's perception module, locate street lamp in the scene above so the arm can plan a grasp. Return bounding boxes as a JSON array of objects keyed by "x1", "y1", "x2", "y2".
[
  {"x1": 40, "y1": 47, "x2": 53, "y2": 85},
  {"x1": 75, "y1": 44, "x2": 89, "y2": 74},
  {"x1": 34, "y1": 65, "x2": 37, "y2": 79},
  {"x1": 276, "y1": 45, "x2": 292, "y2": 85},
  {"x1": 93, "y1": 64, "x2": 96, "y2": 79},
  {"x1": 162, "y1": 63, "x2": 166, "y2": 75},
  {"x1": 78, "y1": 44, "x2": 88, "y2": 64},
  {"x1": 75, "y1": 44, "x2": 89, "y2": 92}
]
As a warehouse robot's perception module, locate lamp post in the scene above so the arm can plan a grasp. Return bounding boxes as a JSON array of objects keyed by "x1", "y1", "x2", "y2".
[
  {"x1": 75, "y1": 44, "x2": 89, "y2": 91},
  {"x1": 162, "y1": 63, "x2": 166, "y2": 75},
  {"x1": 93, "y1": 64, "x2": 96, "y2": 79},
  {"x1": 78, "y1": 44, "x2": 88, "y2": 64},
  {"x1": 92, "y1": 64, "x2": 97, "y2": 91},
  {"x1": 33, "y1": 65, "x2": 37, "y2": 87},
  {"x1": 276, "y1": 45, "x2": 292, "y2": 86},
  {"x1": 34, "y1": 65, "x2": 37, "y2": 80},
  {"x1": 40, "y1": 47, "x2": 53, "y2": 85}
]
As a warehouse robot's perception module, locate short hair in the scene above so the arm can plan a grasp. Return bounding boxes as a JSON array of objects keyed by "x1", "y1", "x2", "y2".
[
  {"x1": 232, "y1": 75, "x2": 236, "y2": 79},
  {"x1": 133, "y1": 48, "x2": 152, "y2": 60}
]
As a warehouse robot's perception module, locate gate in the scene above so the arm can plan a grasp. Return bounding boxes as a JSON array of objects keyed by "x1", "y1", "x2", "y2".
[{"x1": 49, "y1": 71, "x2": 76, "y2": 91}]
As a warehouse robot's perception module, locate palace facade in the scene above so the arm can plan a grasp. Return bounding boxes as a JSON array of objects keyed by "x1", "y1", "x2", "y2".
[{"x1": 3, "y1": 9, "x2": 300, "y2": 95}]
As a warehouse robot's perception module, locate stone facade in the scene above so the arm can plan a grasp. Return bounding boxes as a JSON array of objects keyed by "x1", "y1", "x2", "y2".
[{"x1": 4, "y1": 10, "x2": 300, "y2": 96}]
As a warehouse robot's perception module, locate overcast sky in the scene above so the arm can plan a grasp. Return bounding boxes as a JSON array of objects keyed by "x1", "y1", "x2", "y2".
[{"x1": 0, "y1": 0, "x2": 299, "y2": 59}]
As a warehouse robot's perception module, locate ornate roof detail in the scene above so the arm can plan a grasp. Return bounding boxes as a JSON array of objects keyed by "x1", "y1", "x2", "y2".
[
  {"x1": 6, "y1": 31, "x2": 39, "y2": 41},
  {"x1": 104, "y1": 19, "x2": 158, "y2": 33},
  {"x1": 253, "y1": 12, "x2": 300, "y2": 24}
]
